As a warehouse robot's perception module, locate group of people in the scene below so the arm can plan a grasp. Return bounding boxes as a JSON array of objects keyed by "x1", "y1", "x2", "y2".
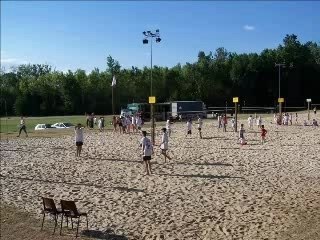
[
  {"x1": 85, "y1": 113, "x2": 105, "y2": 132},
  {"x1": 60, "y1": 109, "x2": 320, "y2": 175},
  {"x1": 112, "y1": 114, "x2": 143, "y2": 134}
]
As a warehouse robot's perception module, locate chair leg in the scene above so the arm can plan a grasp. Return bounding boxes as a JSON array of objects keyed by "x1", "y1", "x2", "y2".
[
  {"x1": 60, "y1": 214, "x2": 64, "y2": 235},
  {"x1": 53, "y1": 215, "x2": 58, "y2": 234},
  {"x1": 76, "y1": 217, "x2": 80, "y2": 238},
  {"x1": 41, "y1": 212, "x2": 45, "y2": 230},
  {"x1": 71, "y1": 218, "x2": 73, "y2": 229},
  {"x1": 86, "y1": 215, "x2": 88, "y2": 230}
]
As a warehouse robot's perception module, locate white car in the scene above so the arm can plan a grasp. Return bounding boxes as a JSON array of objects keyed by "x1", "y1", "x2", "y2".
[
  {"x1": 51, "y1": 122, "x2": 74, "y2": 129},
  {"x1": 35, "y1": 124, "x2": 55, "y2": 130}
]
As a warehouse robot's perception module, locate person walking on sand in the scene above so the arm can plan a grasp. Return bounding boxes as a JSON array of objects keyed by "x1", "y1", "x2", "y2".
[
  {"x1": 231, "y1": 117, "x2": 235, "y2": 132},
  {"x1": 314, "y1": 107, "x2": 317, "y2": 115},
  {"x1": 261, "y1": 125, "x2": 267, "y2": 144},
  {"x1": 223, "y1": 114, "x2": 227, "y2": 132},
  {"x1": 256, "y1": 116, "x2": 262, "y2": 129},
  {"x1": 186, "y1": 119, "x2": 192, "y2": 138},
  {"x1": 117, "y1": 116, "x2": 123, "y2": 134},
  {"x1": 217, "y1": 114, "x2": 222, "y2": 129},
  {"x1": 239, "y1": 124, "x2": 247, "y2": 145},
  {"x1": 295, "y1": 113, "x2": 298, "y2": 125},
  {"x1": 248, "y1": 115, "x2": 253, "y2": 129},
  {"x1": 112, "y1": 116, "x2": 117, "y2": 132},
  {"x1": 197, "y1": 116, "x2": 203, "y2": 139},
  {"x1": 140, "y1": 131, "x2": 153, "y2": 175},
  {"x1": 98, "y1": 116, "x2": 105, "y2": 132},
  {"x1": 160, "y1": 128, "x2": 172, "y2": 163},
  {"x1": 136, "y1": 115, "x2": 142, "y2": 132},
  {"x1": 75, "y1": 123, "x2": 84, "y2": 157},
  {"x1": 17, "y1": 116, "x2": 28, "y2": 137},
  {"x1": 166, "y1": 119, "x2": 172, "y2": 137},
  {"x1": 289, "y1": 113, "x2": 293, "y2": 125}
]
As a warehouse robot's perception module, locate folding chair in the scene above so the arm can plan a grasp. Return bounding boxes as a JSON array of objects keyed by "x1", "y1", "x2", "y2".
[
  {"x1": 41, "y1": 197, "x2": 62, "y2": 234},
  {"x1": 60, "y1": 200, "x2": 88, "y2": 238}
]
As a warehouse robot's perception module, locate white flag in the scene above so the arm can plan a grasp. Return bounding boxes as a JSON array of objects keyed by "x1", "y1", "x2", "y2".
[{"x1": 111, "y1": 75, "x2": 116, "y2": 87}]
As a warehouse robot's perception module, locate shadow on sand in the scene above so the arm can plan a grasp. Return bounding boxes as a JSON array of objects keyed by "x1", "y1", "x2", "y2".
[
  {"x1": 1, "y1": 175, "x2": 144, "y2": 193},
  {"x1": 158, "y1": 173, "x2": 244, "y2": 180},
  {"x1": 89, "y1": 157, "x2": 140, "y2": 164},
  {"x1": 174, "y1": 162, "x2": 233, "y2": 167},
  {"x1": 82, "y1": 229, "x2": 128, "y2": 240}
]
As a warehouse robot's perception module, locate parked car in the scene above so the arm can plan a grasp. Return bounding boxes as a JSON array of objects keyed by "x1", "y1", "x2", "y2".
[
  {"x1": 51, "y1": 122, "x2": 74, "y2": 129},
  {"x1": 35, "y1": 124, "x2": 56, "y2": 130}
]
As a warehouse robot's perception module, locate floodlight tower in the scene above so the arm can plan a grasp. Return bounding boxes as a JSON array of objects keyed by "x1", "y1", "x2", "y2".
[{"x1": 142, "y1": 30, "x2": 161, "y2": 144}]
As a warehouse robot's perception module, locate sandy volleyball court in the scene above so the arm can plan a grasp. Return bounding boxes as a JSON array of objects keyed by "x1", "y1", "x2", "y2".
[{"x1": 1, "y1": 113, "x2": 320, "y2": 240}]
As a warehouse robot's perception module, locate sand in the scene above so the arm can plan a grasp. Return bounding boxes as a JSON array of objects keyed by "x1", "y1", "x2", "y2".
[{"x1": 1, "y1": 113, "x2": 320, "y2": 240}]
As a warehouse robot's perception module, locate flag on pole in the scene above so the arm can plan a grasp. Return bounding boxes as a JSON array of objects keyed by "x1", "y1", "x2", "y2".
[{"x1": 111, "y1": 75, "x2": 116, "y2": 87}]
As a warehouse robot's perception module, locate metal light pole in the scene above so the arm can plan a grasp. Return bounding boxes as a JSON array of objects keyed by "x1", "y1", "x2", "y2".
[
  {"x1": 143, "y1": 30, "x2": 161, "y2": 144},
  {"x1": 275, "y1": 63, "x2": 285, "y2": 123}
]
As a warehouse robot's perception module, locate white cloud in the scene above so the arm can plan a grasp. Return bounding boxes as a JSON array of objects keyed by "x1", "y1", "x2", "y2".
[
  {"x1": 1, "y1": 53, "x2": 28, "y2": 65},
  {"x1": 243, "y1": 25, "x2": 255, "y2": 31}
]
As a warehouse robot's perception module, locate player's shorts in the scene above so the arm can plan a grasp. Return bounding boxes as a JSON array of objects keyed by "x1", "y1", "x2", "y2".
[
  {"x1": 76, "y1": 141, "x2": 83, "y2": 146},
  {"x1": 198, "y1": 128, "x2": 201, "y2": 131},
  {"x1": 187, "y1": 130, "x2": 192, "y2": 134},
  {"x1": 143, "y1": 156, "x2": 151, "y2": 161}
]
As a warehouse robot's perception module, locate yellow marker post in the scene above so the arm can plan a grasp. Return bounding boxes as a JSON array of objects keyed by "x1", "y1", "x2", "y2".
[
  {"x1": 233, "y1": 97, "x2": 239, "y2": 132},
  {"x1": 149, "y1": 96, "x2": 156, "y2": 144}
]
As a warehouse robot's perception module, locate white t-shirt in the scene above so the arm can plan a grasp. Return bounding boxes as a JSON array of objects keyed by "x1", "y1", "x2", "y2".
[
  {"x1": 75, "y1": 128, "x2": 84, "y2": 142},
  {"x1": 248, "y1": 117, "x2": 252, "y2": 125},
  {"x1": 140, "y1": 137, "x2": 153, "y2": 156},
  {"x1": 197, "y1": 119, "x2": 203, "y2": 128},
  {"x1": 126, "y1": 118, "x2": 131, "y2": 126},
  {"x1": 132, "y1": 116, "x2": 136, "y2": 125},
  {"x1": 187, "y1": 121, "x2": 192, "y2": 131},
  {"x1": 256, "y1": 118, "x2": 261, "y2": 126},
  {"x1": 166, "y1": 120, "x2": 171, "y2": 130},
  {"x1": 161, "y1": 132, "x2": 169, "y2": 150},
  {"x1": 136, "y1": 117, "x2": 142, "y2": 127},
  {"x1": 20, "y1": 119, "x2": 25, "y2": 126}
]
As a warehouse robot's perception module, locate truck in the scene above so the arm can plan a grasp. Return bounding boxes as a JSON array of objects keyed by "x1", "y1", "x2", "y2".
[
  {"x1": 170, "y1": 101, "x2": 206, "y2": 120},
  {"x1": 120, "y1": 101, "x2": 206, "y2": 121}
]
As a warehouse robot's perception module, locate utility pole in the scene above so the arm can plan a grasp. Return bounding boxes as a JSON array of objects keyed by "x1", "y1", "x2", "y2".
[{"x1": 275, "y1": 63, "x2": 285, "y2": 124}]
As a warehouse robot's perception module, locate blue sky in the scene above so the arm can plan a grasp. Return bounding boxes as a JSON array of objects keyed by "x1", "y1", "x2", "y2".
[{"x1": 1, "y1": 1, "x2": 319, "y2": 73}]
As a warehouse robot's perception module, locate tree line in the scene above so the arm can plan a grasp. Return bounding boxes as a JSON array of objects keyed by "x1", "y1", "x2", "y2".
[{"x1": 1, "y1": 34, "x2": 319, "y2": 116}]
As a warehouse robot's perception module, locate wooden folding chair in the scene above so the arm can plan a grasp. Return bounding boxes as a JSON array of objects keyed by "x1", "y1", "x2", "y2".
[
  {"x1": 41, "y1": 197, "x2": 62, "y2": 234},
  {"x1": 60, "y1": 200, "x2": 88, "y2": 238}
]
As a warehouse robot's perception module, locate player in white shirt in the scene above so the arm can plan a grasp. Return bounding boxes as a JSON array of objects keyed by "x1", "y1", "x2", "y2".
[
  {"x1": 186, "y1": 119, "x2": 192, "y2": 137},
  {"x1": 166, "y1": 119, "x2": 172, "y2": 137},
  {"x1": 75, "y1": 123, "x2": 84, "y2": 157},
  {"x1": 197, "y1": 116, "x2": 203, "y2": 139},
  {"x1": 239, "y1": 124, "x2": 247, "y2": 145},
  {"x1": 217, "y1": 115, "x2": 222, "y2": 129},
  {"x1": 131, "y1": 115, "x2": 136, "y2": 133},
  {"x1": 17, "y1": 116, "x2": 28, "y2": 137},
  {"x1": 136, "y1": 116, "x2": 142, "y2": 132},
  {"x1": 256, "y1": 116, "x2": 262, "y2": 128},
  {"x1": 247, "y1": 115, "x2": 253, "y2": 129},
  {"x1": 140, "y1": 131, "x2": 153, "y2": 175},
  {"x1": 160, "y1": 128, "x2": 172, "y2": 162},
  {"x1": 230, "y1": 117, "x2": 235, "y2": 132}
]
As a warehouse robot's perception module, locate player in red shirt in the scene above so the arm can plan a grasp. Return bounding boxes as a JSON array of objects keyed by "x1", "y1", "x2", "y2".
[{"x1": 261, "y1": 125, "x2": 267, "y2": 144}]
